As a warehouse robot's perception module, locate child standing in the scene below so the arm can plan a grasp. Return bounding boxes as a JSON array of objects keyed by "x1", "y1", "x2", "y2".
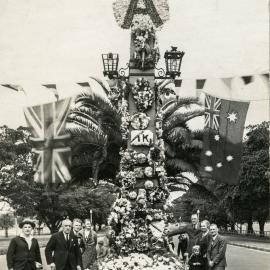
[
  {"x1": 96, "y1": 240, "x2": 108, "y2": 261},
  {"x1": 188, "y1": 245, "x2": 205, "y2": 270}
]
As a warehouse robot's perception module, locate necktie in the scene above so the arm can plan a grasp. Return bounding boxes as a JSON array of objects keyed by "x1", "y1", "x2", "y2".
[{"x1": 66, "y1": 234, "x2": 70, "y2": 247}]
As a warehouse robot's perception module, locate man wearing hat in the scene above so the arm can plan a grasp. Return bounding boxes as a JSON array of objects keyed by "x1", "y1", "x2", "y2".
[
  {"x1": 6, "y1": 219, "x2": 42, "y2": 270},
  {"x1": 45, "y1": 219, "x2": 82, "y2": 270}
]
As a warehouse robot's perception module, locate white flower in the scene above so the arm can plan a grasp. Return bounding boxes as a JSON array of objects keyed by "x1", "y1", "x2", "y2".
[{"x1": 205, "y1": 150, "x2": 212, "y2": 156}]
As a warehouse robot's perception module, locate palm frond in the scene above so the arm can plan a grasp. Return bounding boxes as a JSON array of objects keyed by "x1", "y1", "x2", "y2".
[
  {"x1": 67, "y1": 114, "x2": 100, "y2": 132},
  {"x1": 164, "y1": 109, "x2": 204, "y2": 131},
  {"x1": 162, "y1": 97, "x2": 201, "y2": 121},
  {"x1": 166, "y1": 126, "x2": 191, "y2": 145},
  {"x1": 164, "y1": 142, "x2": 176, "y2": 158},
  {"x1": 190, "y1": 139, "x2": 203, "y2": 149},
  {"x1": 89, "y1": 76, "x2": 111, "y2": 95},
  {"x1": 166, "y1": 158, "x2": 197, "y2": 173}
]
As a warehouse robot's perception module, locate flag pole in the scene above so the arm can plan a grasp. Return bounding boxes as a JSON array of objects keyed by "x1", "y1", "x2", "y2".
[{"x1": 90, "y1": 209, "x2": 93, "y2": 224}]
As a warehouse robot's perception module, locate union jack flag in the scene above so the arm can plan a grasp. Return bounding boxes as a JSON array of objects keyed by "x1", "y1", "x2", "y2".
[
  {"x1": 204, "y1": 94, "x2": 221, "y2": 130},
  {"x1": 24, "y1": 98, "x2": 72, "y2": 184}
]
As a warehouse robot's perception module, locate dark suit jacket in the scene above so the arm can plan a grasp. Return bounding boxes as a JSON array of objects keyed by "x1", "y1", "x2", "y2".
[
  {"x1": 6, "y1": 236, "x2": 42, "y2": 270},
  {"x1": 195, "y1": 231, "x2": 212, "y2": 257},
  {"x1": 45, "y1": 231, "x2": 82, "y2": 270},
  {"x1": 207, "y1": 235, "x2": 227, "y2": 268},
  {"x1": 168, "y1": 223, "x2": 201, "y2": 255}
]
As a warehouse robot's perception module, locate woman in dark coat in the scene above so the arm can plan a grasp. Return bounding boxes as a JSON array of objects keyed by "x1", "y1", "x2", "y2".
[
  {"x1": 195, "y1": 220, "x2": 211, "y2": 270},
  {"x1": 6, "y1": 220, "x2": 42, "y2": 270}
]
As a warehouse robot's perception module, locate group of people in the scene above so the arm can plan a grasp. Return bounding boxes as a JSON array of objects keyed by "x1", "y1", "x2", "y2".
[
  {"x1": 6, "y1": 214, "x2": 226, "y2": 270},
  {"x1": 6, "y1": 218, "x2": 113, "y2": 270},
  {"x1": 168, "y1": 214, "x2": 227, "y2": 270}
]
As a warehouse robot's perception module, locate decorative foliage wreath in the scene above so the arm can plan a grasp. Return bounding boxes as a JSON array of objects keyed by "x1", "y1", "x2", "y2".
[
  {"x1": 131, "y1": 112, "x2": 150, "y2": 130},
  {"x1": 132, "y1": 78, "x2": 154, "y2": 111}
]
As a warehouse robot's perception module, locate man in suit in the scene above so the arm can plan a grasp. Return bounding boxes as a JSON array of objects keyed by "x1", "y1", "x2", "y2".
[
  {"x1": 168, "y1": 213, "x2": 201, "y2": 259},
  {"x1": 45, "y1": 219, "x2": 82, "y2": 270},
  {"x1": 207, "y1": 224, "x2": 227, "y2": 270},
  {"x1": 72, "y1": 218, "x2": 85, "y2": 254}
]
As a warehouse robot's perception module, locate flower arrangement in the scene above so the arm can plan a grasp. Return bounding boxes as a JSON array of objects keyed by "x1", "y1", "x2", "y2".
[
  {"x1": 99, "y1": 253, "x2": 184, "y2": 270},
  {"x1": 118, "y1": 170, "x2": 136, "y2": 189},
  {"x1": 120, "y1": 149, "x2": 137, "y2": 170},
  {"x1": 131, "y1": 112, "x2": 150, "y2": 130},
  {"x1": 132, "y1": 78, "x2": 154, "y2": 111},
  {"x1": 112, "y1": 0, "x2": 170, "y2": 30},
  {"x1": 108, "y1": 198, "x2": 132, "y2": 225},
  {"x1": 144, "y1": 180, "x2": 154, "y2": 190},
  {"x1": 148, "y1": 188, "x2": 169, "y2": 204}
]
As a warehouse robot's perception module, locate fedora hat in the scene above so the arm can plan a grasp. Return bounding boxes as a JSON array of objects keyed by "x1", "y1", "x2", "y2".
[{"x1": 19, "y1": 219, "x2": 36, "y2": 229}]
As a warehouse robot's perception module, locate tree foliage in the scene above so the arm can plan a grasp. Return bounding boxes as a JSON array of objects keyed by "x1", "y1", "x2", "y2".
[
  {"x1": 173, "y1": 122, "x2": 269, "y2": 233},
  {"x1": 162, "y1": 98, "x2": 204, "y2": 177},
  {"x1": 0, "y1": 126, "x2": 117, "y2": 233}
]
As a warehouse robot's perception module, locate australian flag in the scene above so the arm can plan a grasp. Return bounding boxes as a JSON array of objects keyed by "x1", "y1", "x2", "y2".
[
  {"x1": 24, "y1": 98, "x2": 72, "y2": 184},
  {"x1": 201, "y1": 94, "x2": 249, "y2": 184}
]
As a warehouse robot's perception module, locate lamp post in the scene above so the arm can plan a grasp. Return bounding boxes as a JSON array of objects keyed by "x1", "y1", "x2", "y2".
[
  {"x1": 102, "y1": 47, "x2": 184, "y2": 80},
  {"x1": 102, "y1": 53, "x2": 119, "y2": 79},
  {"x1": 164, "y1": 46, "x2": 185, "y2": 78}
]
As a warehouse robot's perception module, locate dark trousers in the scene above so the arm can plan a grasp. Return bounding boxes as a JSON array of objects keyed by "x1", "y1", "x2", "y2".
[
  {"x1": 177, "y1": 243, "x2": 187, "y2": 259},
  {"x1": 64, "y1": 262, "x2": 73, "y2": 270}
]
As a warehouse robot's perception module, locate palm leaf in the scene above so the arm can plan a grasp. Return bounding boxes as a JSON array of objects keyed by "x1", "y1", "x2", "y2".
[
  {"x1": 162, "y1": 97, "x2": 201, "y2": 121},
  {"x1": 166, "y1": 126, "x2": 191, "y2": 145},
  {"x1": 164, "y1": 142, "x2": 176, "y2": 158},
  {"x1": 190, "y1": 139, "x2": 203, "y2": 149},
  {"x1": 164, "y1": 109, "x2": 204, "y2": 131},
  {"x1": 89, "y1": 76, "x2": 111, "y2": 95},
  {"x1": 166, "y1": 158, "x2": 197, "y2": 173}
]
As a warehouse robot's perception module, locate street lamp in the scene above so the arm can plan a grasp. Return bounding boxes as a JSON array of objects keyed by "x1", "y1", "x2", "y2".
[
  {"x1": 164, "y1": 46, "x2": 185, "y2": 78},
  {"x1": 102, "y1": 53, "x2": 119, "y2": 79},
  {"x1": 102, "y1": 52, "x2": 129, "y2": 79},
  {"x1": 155, "y1": 46, "x2": 185, "y2": 79}
]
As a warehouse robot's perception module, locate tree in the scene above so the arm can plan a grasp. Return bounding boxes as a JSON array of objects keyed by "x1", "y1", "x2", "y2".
[
  {"x1": 175, "y1": 122, "x2": 269, "y2": 235},
  {"x1": 67, "y1": 88, "x2": 122, "y2": 183},
  {"x1": 0, "y1": 126, "x2": 117, "y2": 233},
  {"x1": 162, "y1": 97, "x2": 204, "y2": 177},
  {"x1": 0, "y1": 214, "x2": 15, "y2": 237},
  {"x1": 224, "y1": 122, "x2": 269, "y2": 235}
]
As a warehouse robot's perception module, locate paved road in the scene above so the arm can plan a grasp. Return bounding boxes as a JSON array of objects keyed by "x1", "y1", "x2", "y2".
[{"x1": 0, "y1": 245, "x2": 269, "y2": 270}]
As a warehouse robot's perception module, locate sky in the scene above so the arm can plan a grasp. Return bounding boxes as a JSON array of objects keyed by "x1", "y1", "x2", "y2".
[{"x1": 0, "y1": 0, "x2": 268, "y2": 129}]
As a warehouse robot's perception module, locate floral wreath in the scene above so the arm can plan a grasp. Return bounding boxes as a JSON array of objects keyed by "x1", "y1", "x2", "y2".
[
  {"x1": 131, "y1": 112, "x2": 150, "y2": 130},
  {"x1": 132, "y1": 78, "x2": 154, "y2": 111}
]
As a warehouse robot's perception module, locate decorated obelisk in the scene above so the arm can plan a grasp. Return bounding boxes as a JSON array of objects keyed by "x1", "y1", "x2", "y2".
[{"x1": 106, "y1": 0, "x2": 183, "y2": 260}]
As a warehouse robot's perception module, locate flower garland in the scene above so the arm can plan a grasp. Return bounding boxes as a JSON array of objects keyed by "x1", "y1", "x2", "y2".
[
  {"x1": 99, "y1": 253, "x2": 184, "y2": 270},
  {"x1": 132, "y1": 78, "x2": 154, "y2": 111},
  {"x1": 112, "y1": 1, "x2": 170, "y2": 30}
]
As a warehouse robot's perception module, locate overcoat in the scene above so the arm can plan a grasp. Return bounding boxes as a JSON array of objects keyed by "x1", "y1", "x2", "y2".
[
  {"x1": 207, "y1": 235, "x2": 227, "y2": 269},
  {"x1": 45, "y1": 231, "x2": 82, "y2": 270},
  {"x1": 6, "y1": 236, "x2": 42, "y2": 270}
]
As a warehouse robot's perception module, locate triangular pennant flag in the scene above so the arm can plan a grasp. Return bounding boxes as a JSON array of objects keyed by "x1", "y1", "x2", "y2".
[
  {"x1": 175, "y1": 79, "x2": 182, "y2": 87},
  {"x1": 77, "y1": 82, "x2": 95, "y2": 98},
  {"x1": 42, "y1": 84, "x2": 59, "y2": 100},
  {"x1": 196, "y1": 79, "x2": 206, "y2": 98},
  {"x1": 241, "y1": 76, "x2": 253, "y2": 85},
  {"x1": 196, "y1": 79, "x2": 206, "y2": 89},
  {"x1": 221, "y1": 78, "x2": 233, "y2": 89},
  {"x1": 77, "y1": 82, "x2": 90, "y2": 87},
  {"x1": 1, "y1": 84, "x2": 24, "y2": 92}
]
